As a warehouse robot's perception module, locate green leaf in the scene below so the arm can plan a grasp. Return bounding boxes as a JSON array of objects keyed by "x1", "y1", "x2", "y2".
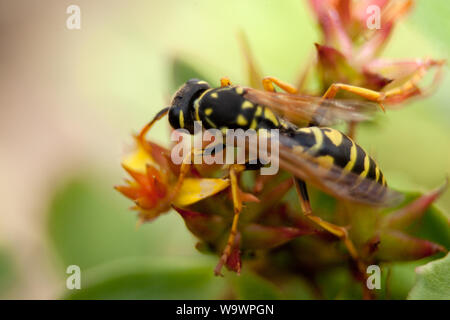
[
  {"x1": 408, "y1": 252, "x2": 450, "y2": 300},
  {"x1": 408, "y1": 195, "x2": 450, "y2": 250},
  {"x1": 47, "y1": 173, "x2": 196, "y2": 271},
  {"x1": 316, "y1": 267, "x2": 363, "y2": 300},
  {"x1": 375, "y1": 230, "x2": 444, "y2": 262},
  {"x1": 277, "y1": 277, "x2": 317, "y2": 300},
  {"x1": 381, "y1": 190, "x2": 450, "y2": 251},
  {"x1": 228, "y1": 270, "x2": 283, "y2": 300},
  {"x1": 171, "y1": 57, "x2": 213, "y2": 92},
  {"x1": 65, "y1": 257, "x2": 226, "y2": 299},
  {"x1": 379, "y1": 259, "x2": 431, "y2": 300}
]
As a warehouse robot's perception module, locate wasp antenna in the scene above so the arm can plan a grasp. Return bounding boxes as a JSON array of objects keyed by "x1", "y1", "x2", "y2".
[{"x1": 138, "y1": 107, "x2": 170, "y2": 142}]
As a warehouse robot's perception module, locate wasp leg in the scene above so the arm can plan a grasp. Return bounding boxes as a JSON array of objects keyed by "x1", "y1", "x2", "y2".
[
  {"x1": 293, "y1": 178, "x2": 360, "y2": 261},
  {"x1": 322, "y1": 83, "x2": 386, "y2": 111},
  {"x1": 262, "y1": 76, "x2": 299, "y2": 94},
  {"x1": 383, "y1": 76, "x2": 421, "y2": 100},
  {"x1": 376, "y1": 58, "x2": 445, "y2": 102},
  {"x1": 220, "y1": 77, "x2": 232, "y2": 87},
  {"x1": 383, "y1": 65, "x2": 435, "y2": 100},
  {"x1": 214, "y1": 164, "x2": 245, "y2": 276},
  {"x1": 321, "y1": 83, "x2": 386, "y2": 138},
  {"x1": 170, "y1": 148, "x2": 204, "y2": 198}
]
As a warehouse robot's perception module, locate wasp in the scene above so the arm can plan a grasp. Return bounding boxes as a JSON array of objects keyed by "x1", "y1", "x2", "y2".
[{"x1": 139, "y1": 76, "x2": 402, "y2": 275}]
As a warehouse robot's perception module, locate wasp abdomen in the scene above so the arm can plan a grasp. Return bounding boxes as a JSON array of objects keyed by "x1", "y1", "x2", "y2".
[{"x1": 288, "y1": 127, "x2": 386, "y2": 186}]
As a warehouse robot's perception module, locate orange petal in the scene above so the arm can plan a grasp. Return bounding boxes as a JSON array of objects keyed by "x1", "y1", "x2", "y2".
[
  {"x1": 146, "y1": 164, "x2": 168, "y2": 198},
  {"x1": 114, "y1": 185, "x2": 141, "y2": 200},
  {"x1": 122, "y1": 164, "x2": 149, "y2": 188}
]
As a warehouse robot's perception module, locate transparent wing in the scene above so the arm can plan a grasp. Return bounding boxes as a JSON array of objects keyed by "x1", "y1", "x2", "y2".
[
  {"x1": 244, "y1": 87, "x2": 381, "y2": 126},
  {"x1": 255, "y1": 133, "x2": 404, "y2": 207}
]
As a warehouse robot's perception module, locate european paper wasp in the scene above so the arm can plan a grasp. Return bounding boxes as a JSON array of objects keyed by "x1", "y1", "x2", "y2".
[{"x1": 139, "y1": 76, "x2": 403, "y2": 275}]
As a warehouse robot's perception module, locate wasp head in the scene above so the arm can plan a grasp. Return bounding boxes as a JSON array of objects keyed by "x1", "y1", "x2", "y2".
[{"x1": 168, "y1": 79, "x2": 210, "y2": 133}]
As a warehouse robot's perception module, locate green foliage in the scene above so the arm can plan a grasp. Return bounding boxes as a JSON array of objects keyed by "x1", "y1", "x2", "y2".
[
  {"x1": 47, "y1": 173, "x2": 196, "y2": 271},
  {"x1": 408, "y1": 252, "x2": 450, "y2": 300},
  {"x1": 0, "y1": 248, "x2": 15, "y2": 297},
  {"x1": 379, "y1": 259, "x2": 431, "y2": 300},
  {"x1": 65, "y1": 258, "x2": 226, "y2": 300},
  {"x1": 228, "y1": 271, "x2": 283, "y2": 300},
  {"x1": 171, "y1": 58, "x2": 213, "y2": 92},
  {"x1": 408, "y1": 196, "x2": 450, "y2": 249},
  {"x1": 276, "y1": 277, "x2": 317, "y2": 300},
  {"x1": 316, "y1": 267, "x2": 363, "y2": 300}
]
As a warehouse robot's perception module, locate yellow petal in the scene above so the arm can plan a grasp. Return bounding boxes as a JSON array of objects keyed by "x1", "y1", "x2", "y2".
[
  {"x1": 122, "y1": 141, "x2": 157, "y2": 173},
  {"x1": 173, "y1": 178, "x2": 230, "y2": 207}
]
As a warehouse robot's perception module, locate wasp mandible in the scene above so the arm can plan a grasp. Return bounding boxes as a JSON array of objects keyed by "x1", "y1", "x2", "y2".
[{"x1": 139, "y1": 76, "x2": 402, "y2": 275}]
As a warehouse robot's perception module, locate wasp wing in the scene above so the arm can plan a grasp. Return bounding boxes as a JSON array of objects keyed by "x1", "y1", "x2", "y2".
[
  {"x1": 244, "y1": 87, "x2": 381, "y2": 126},
  {"x1": 256, "y1": 134, "x2": 403, "y2": 207}
]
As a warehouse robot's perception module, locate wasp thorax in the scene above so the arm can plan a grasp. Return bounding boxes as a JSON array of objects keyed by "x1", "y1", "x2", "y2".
[{"x1": 168, "y1": 79, "x2": 210, "y2": 133}]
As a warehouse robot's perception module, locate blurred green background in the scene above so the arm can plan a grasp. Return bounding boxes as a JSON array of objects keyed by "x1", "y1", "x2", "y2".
[{"x1": 0, "y1": 0, "x2": 448, "y2": 299}]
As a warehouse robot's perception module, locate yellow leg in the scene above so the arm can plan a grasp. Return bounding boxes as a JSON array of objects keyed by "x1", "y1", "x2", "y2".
[
  {"x1": 382, "y1": 65, "x2": 435, "y2": 100},
  {"x1": 262, "y1": 76, "x2": 299, "y2": 94},
  {"x1": 170, "y1": 148, "x2": 203, "y2": 200},
  {"x1": 381, "y1": 58, "x2": 445, "y2": 101},
  {"x1": 384, "y1": 80, "x2": 420, "y2": 99},
  {"x1": 322, "y1": 83, "x2": 386, "y2": 111},
  {"x1": 220, "y1": 77, "x2": 232, "y2": 87},
  {"x1": 293, "y1": 178, "x2": 360, "y2": 262},
  {"x1": 214, "y1": 164, "x2": 245, "y2": 276}
]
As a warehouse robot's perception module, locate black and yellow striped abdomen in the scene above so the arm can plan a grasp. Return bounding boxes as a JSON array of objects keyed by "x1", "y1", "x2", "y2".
[{"x1": 283, "y1": 127, "x2": 386, "y2": 186}]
